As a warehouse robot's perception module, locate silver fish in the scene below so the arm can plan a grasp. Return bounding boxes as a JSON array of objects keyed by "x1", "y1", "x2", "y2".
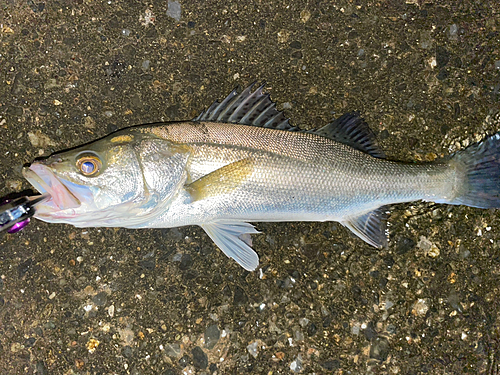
[{"x1": 23, "y1": 83, "x2": 500, "y2": 270}]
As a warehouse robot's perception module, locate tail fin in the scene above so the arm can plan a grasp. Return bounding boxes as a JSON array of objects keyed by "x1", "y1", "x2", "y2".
[{"x1": 449, "y1": 133, "x2": 500, "y2": 208}]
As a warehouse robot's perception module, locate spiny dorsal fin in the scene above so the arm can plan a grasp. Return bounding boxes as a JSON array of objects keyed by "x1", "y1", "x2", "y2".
[
  {"x1": 195, "y1": 83, "x2": 299, "y2": 131},
  {"x1": 314, "y1": 113, "x2": 386, "y2": 158},
  {"x1": 341, "y1": 205, "x2": 389, "y2": 248}
]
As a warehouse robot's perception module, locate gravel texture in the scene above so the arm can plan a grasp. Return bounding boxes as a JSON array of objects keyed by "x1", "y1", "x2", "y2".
[{"x1": 1, "y1": 0, "x2": 500, "y2": 373}]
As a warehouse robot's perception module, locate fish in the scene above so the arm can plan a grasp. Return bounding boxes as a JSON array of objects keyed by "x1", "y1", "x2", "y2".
[{"x1": 23, "y1": 83, "x2": 500, "y2": 271}]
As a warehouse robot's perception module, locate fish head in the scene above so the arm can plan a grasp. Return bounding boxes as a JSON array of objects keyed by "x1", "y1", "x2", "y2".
[{"x1": 23, "y1": 129, "x2": 190, "y2": 227}]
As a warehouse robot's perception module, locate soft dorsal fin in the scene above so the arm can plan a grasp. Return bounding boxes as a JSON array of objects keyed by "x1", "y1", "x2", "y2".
[
  {"x1": 195, "y1": 83, "x2": 299, "y2": 131},
  {"x1": 341, "y1": 205, "x2": 389, "y2": 248},
  {"x1": 314, "y1": 113, "x2": 386, "y2": 158}
]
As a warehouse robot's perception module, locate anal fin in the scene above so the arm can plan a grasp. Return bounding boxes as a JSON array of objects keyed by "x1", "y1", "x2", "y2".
[
  {"x1": 201, "y1": 220, "x2": 260, "y2": 271},
  {"x1": 341, "y1": 206, "x2": 389, "y2": 248}
]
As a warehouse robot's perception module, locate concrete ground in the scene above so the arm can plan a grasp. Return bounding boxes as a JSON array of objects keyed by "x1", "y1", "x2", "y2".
[{"x1": 1, "y1": 0, "x2": 500, "y2": 373}]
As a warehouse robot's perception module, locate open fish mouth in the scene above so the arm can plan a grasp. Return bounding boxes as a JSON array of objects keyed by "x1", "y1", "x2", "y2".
[{"x1": 22, "y1": 164, "x2": 82, "y2": 213}]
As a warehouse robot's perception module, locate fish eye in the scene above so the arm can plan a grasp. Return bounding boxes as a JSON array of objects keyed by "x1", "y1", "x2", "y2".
[{"x1": 76, "y1": 155, "x2": 102, "y2": 177}]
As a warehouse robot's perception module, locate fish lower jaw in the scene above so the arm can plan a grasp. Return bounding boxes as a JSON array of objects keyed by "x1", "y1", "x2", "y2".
[{"x1": 34, "y1": 207, "x2": 78, "y2": 221}]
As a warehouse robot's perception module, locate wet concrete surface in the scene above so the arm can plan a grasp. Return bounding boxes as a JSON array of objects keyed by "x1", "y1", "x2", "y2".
[{"x1": 1, "y1": 0, "x2": 500, "y2": 373}]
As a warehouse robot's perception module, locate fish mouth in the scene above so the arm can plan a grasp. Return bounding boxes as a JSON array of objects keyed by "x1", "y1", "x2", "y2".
[{"x1": 22, "y1": 164, "x2": 83, "y2": 214}]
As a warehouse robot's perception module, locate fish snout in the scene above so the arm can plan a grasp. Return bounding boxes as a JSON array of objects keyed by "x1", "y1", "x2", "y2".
[{"x1": 39, "y1": 155, "x2": 64, "y2": 167}]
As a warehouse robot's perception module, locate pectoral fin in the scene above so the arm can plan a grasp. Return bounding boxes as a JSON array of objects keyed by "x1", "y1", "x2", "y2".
[
  {"x1": 341, "y1": 206, "x2": 389, "y2": 248},
  {"x1": 186, "y1": 158, "x2": 255, "y2": 202},
  {"x1": 201, "y1": 220, "x2": 260, "y2": 271}
]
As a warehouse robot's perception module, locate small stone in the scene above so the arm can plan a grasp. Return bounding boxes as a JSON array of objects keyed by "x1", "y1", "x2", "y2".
[
  {"x1": 300, "y1": 9, "x2": 311, "y2": 23},
  {"x1": 419, "y1": 31, "x2": 433, "y2": 50},
  {"x1": 75, "y1": 358, "x2": 85, "y2": 369},
  {"x1": 369, "y1": 270, "x2": 380, "y2": 279},
  {"x1": 18, "y1": 258, "x2": 34, "y2": 278},
  {"x1": 412, "y1": 298, "x2": 430, "y2": 317},
  {"x1": 293, "y1": 326, "x2": 304, "y2": 341},
  {"x1": 165, "y1": 343, "x2": 181, "y2": 358},
  {"x1": 2, "y1": 25, "x2": 14, "y2": 33},
  {"x1": 27, "y1": 131, "x2": 56, "y2": 147},
  {"x1": 386, "y1": 324, "x2": 397, "y2": 334},
  {"x1": 166, "y1": 0, "x2": 181, "y2": 21},
  {"x1": 247, "y1": 340, "x2": 260, "y2": 358},
  {"x1": 307, "y1": 322, "x2": 317, "y2": 337},
  {"x1": 436, "y1": 46, "x2": 450, "y2": 68},
  {"x1": 11, "y1": 342, "x2": 23, "y2": 353},
  {"x1": 448, "y1": 24, "x2": 458, "y2": 40},
  {"x1": 277, "y1": 29, "x2": 290, "y2": 43},
  {"x1": 417, "y1": 236, "x2": 432, "y2": 251},
  {"x1": 140, "y1": 9, "x2": 156, "y2": 26},
  {"x1": 448, "y1": 272, "x2": 457, "y2": 284},
  {"x1": 290, "y1": 354, "x2": 303, "y2": 372},
  {"x1": 298, "y1": 317, "x2": 309, "y2": 327},
  {"x1": 204, "y1": 325, "x2": 220, "y2": 349},
  {"x1": 107, "y1": 305, "x2": 115, "y2": 318},
  {"x1": 495, "y1": 60, "x2": 500, "y2": 70},
  {"x1": 233, "y1": 286, "x2": 248, "y2": 305},
  {"x1": 122, "y1": 346, "x2": 133, "y2": 358},
  {"x1": 321, "y1": 359, "x2": 340, "y2": 370},
  {"x1": 139, "y1": 256, "x2": 156, "y2": 271},
  {"x1": 460, "y1": 248, "x2": 471, "y2": 259},
  {"x1": 351, "y1": 323, "x2": 360, "y2": 335},
  {"x1": 84, "y1": 116, "x2": 96, "y2": 129},
  {"x1": 396, "y1": 237, "x2": 416, "y2": 254},
  {"x1": 417, "y1": 236, "x2": 440, "y2": 258},
  {"x1": 363, "y1": 322, "x2": 377, "y2": 341},
  {"x1": 192, "y1": 346, "x2": 208, "y2": 369},
  {"x1": 383, "y1": 299, "x2": 394, "y2": 310},
  {"x1": 427, "y1": 244, "x2": 440, "y2": 258},
  {"x1": 36, "y1": 361, "x2": 49, "y2": 375},
  {"x1": 141, "y1": 60, "x2": 150, "y2": 71},
  {"x1": 179, "y1": 254, "x2": 193, "y2": 270},
  {"x1": 86, "y1": 338, "x2": 100, "y2": 353},
  {"x1": 448, "y1": 292, "x2": 463, "y2": 313},
  {"x1": 370, "y1": 336, "x2": 390, "y2": 361},
  {"x1": 178, "y1": 354, "x2": 191, "y2": 367},
  {"x1": 92, "y1": 292, "x2": 107, "y2": 306}
]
